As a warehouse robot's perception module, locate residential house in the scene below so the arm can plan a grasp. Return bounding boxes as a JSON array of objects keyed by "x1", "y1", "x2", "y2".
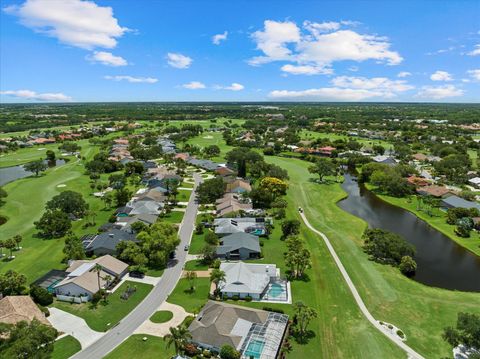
[
  {"x1": 83, "y1": 229, "x2": 137, "y2": 256},
  {"x1": 219, "y1": 262, "x2": 278, "y2": 300},
  {"x1": 216, "y1": 193, "x2": 253, "y2": 217},
  {"x1": 0, "y1": 296, "x2": 50, "y2": 325},
  {"x1": 407, "y1": 176, "x2": 432, "y2": 187},
  {"x1": 215, "y1": 166, "x2": 235, "y2": 177},
  {"x1": 115, "y1": 213, "x2": 159, "y2": 232},
  {"x1": 372, "y1": 155, "x2": 398, "y2": 166},
  {"x1": 225, "y1": 178, "x2": 252, "y2": 194},
  {"x1": 187, "y1": 158, "x2": 221, "y2": 171},
  {"x1": 54, "y1": 255, "x2": 129, "y2": 301},
  {"x1": 468, "y1": 177, "x2": 480, "y2": 189},
  {"x1": 188, "y1": 301, "x2": 288, "y2": 358},
  {"x1": 417, "y1": 185, "x2": 451, "y2": 198},
  {"x1": 216, "y1": 232, "x2": 261, "y2": 260},
  {"x1": 441, "y1": 195, "x2": 480, "y2": 211},
  {"x1": 213, "y1": 217, "x2": 267, "y2": 236}
]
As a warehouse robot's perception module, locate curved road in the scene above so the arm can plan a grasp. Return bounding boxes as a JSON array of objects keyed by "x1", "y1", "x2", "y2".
[
  {"x1": 71, "y1": 173, "x2": 202, "y2": 359},
  {"x1": 299, "y1": 211, "x2": 425, "y2": 359}
]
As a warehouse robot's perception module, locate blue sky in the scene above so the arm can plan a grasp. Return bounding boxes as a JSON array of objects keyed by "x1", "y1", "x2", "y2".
[{"x1": 0, "y1": 0, "x2": 479, "y2": 103}]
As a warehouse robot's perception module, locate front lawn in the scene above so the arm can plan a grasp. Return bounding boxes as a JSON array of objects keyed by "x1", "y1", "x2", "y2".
[
  {"x1": 150, "y1": 310, "x2": 173, "y2": 323},
  {"x1": 167, "y1": 278, "x2": 210, "y2": 313},
  {"x1": 51, "y1": 335, "x2": 81, "y2": 359},
  {"x1": 177, "y1": 189, "x2": 193, "y2": 202},
  {"x1": 184, "y1": 260, "x2": 209, "y2": 271},
  {"x1": 160, "y1": 211, "x2": 185, "y2": 224},
  {"x1": 104, "y1": 334, "x2": 174, "y2": 359},
  {"x1": 52, "y1": 281, "x2": 153, "y2": 332}
]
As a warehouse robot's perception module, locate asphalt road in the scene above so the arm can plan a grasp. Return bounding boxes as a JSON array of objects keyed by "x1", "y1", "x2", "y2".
[
  {"x1": 71, "y1": 173, "x2": 202, "y2": 359},
  {"x1": 299, "y1": 211, "x2": 425, "y2": 359}
]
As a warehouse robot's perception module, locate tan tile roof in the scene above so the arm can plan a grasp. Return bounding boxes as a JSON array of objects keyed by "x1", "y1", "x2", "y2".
[{"x1": 0, "y1": 296, "x2": 50, "y2": 326}]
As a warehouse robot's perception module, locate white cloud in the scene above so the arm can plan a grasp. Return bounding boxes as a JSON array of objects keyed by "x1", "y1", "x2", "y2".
[
  {"x1": 269, "y1": 87, "x2": 385, "y2": 101},
  {"x1": 104, "y1": 75, "x2": 158, "y2": 83},
  {"x1": 4, "y1": 0, "x2": 128, "y2": 50},
  {"x1": 331, "y1": 76, "x2": 414, "y2": 93},
  {"x1": 467, "y1": 69, "x2": 480, "y2": 81},
  {"x1": 215, "y1": 83, "x2": 245, "y2": 91},
  {"x1": 416, "y1": 85, "x2": 464, "y2": 99},
  {"x1": 87, "y1": 51, "x2": 127, "y2": 66},
  {"x1": 397, "y1": 71, "x2": 411, "y2": 78},
  {"x1": 269, "y1": 75, "x2": 413, "y2": 101},
  {"x1": 249, "y1": 20, "x2": 402, "y2": 74},
  {"x1": 430, "y1": 70, "x2": 453, "y2": 81},
  {"x1": 467, "y1": 44, "x2": 480, "y2": 56},
  {"x1": 166, "y1": 52, "x2": 192, "y2": 69},
  {"x1": 212, "y1": 31, "x2": 228, "y2": 45},
  {"x1": 0, "y1": 89, "x2": 72, "y2": 101},
  {"x1": 182, "y1": 81, "x2": 206, "y2": 89},
  {"x1": 281, "y1": 64, "x2": 333, "y2": 75}
]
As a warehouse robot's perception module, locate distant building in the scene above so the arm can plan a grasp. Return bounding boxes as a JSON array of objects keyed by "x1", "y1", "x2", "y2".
[{"x1": 441, "y1": 195, "x2": 480, "y2": 211}]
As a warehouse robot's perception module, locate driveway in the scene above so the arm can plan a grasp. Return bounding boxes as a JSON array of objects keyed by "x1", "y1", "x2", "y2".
[
  {"x1": 134, "y1": 302, "x2": 191, "y2": 337},
  {"x1": 48, "y1": 307, "x2": 103, "y2": 349}
]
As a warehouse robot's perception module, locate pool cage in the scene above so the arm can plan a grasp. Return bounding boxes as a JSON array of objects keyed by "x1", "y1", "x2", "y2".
[{"x1": 240, "y1": 312, "x2": 289, "y2": 359}]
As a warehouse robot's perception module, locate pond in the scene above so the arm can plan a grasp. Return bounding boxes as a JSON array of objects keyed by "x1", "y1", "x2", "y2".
[
  {"x1": 338, "y1": 172, "x2": 480, "y2": 292},
  {"x1": 0, "y1": 159, "x2": 66, "y2": 186}
]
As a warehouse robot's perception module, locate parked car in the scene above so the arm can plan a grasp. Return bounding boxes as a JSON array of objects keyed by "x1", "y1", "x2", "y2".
[
  {"x1": 129, "y1": 270, "x2": 145, "y2": 279},
  {"x1": 298, "y1": 207, "x2": 303, "y2": 213},
  {"x1": 184, "y1": 245, "x2": 189, "y2": 251}
]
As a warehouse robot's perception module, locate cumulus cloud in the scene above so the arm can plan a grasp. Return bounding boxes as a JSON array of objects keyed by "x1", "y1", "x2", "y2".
[
  {"x1": 281, "y1": 64, "x2": 333, "y2": 75},
  {"x1": 104, "y1": 75, "x2": 158, "y2": 83},
  {"x1": 182, "y1": 81, "x2": 206, "y2": 89},
  {"x1": 166, "y1": 52, "x2": 192, "y2": 69},
  {"x1": 397, "y1": 71, "x2": 411, "y2": 78},
  {"x1": 416, "y1": 85, "x2": 464, "y2": 99},
  {"x1": 430, "y1": 70, "x2": 453, "y2": 81},
  {"x1": 212, "y1": 31, "x2": 228, "y2": 45},
  {"x1": 269, "y1": 75, "x2": 413, "y2": 101},
  {"x1": 87, "y1": 51, "x2": 127, "y2": 66},
  {"x1": 467, "y1": 69, "x2": 480, "y2": 81},
  {"x1": 249, "y1": 19, "x2": 402, "y2": 74},
  {"x1": 0, "y1": 89, "x2": 72, "y2": 101},
  {"x1": 467, "y1": 44, "x2": 480, "y2": 56},
  {"x1": 3, "y1": 0, "x2": 128, "y2": 50},
  {"x1": 215, "y1": 83, "x2": 245, "y2": 91}
]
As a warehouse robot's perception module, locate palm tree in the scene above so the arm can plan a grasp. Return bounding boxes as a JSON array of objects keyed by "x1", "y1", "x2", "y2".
[
  {"x1": 4, "y1": 238, "x2": 16, "y2": 259},
  {"x1": 0, "y1": 239, "x2": 5, "y2": 258},
  {"x1": 163, "y1": 325, "x2": 192, "y2": 356},
  {"x1": 210, "y1": 268, "x2": 226, "y2": 296},
  {"x1": 93, "y1": 264, "x2": 103, "y2": 291},
  {"x1": 185, "y1": 271, "x2": 197, "y2": 292},
  {"x1": 102, "y1": 274, "x2": 112, "y2": 302},
  {"x1": 13, "y1": 235, "x2": 22, "y2": 250}
]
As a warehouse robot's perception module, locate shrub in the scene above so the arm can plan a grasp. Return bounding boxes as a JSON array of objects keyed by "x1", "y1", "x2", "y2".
[
  {"x1": 245, "y1": 296, "x2": 252, "y2": 302},
  {"x1": 202, "y1": 349, "x2": 212, "y2": 358},
  {"x1": 362, "y1": 228, "x2": 415, "y2": 266},
  {"x1": 220, "y1": 344, "x2": 241, "y2": 359},
  {"x1": 232, "y1": 295, "x2": 240, "y2": 301},
  {"x1": 399, "y1": 256, "x2": 417, "y2": 276},
  {"x1": 30, "y1": 285, "x2": 53, "y2": 306},
  {"x1": 37, "y1": 304, "x2": 50, "y2": 317},
  {"x1": 184, "y1": 343, "x2": 198, "y2": 357},
  {"x1": 262, "y1": 306, "x2": 284, "y2": 314},
  {"x1": 397, "y1": 330, "x2": 405, "y2": 338},
  {"x1": 91, "y1": 290, "x2": 104, "y2": 304}
]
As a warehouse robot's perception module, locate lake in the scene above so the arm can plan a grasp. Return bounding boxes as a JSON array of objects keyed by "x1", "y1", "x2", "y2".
[
  {"x1": 338, "y1": 172, "x2": 480, "y2": 292},
  {"x1": 0, "y1": 159, "x2": 66, "y2": 186}
]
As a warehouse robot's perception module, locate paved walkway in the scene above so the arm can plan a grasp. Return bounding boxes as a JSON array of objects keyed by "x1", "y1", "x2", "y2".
[
  {"x1": 299, "y1": 211, "x2": 425, "y2": 359},
  {"x1": 48, "y1": 308, "x2": 103, "y2": 349},
  {"x1": 185, "y1": 254, "x2": 201, "y2": 262},
  {"x1": 134, "y1": 302, "x2": 191, "y2": 337}
]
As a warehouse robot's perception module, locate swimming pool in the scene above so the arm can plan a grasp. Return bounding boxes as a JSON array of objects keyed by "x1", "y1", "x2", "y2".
[
  {"x1": 267, "y1": 283, "x2": 284, "y2": 298},
  {"x1": 244, "y1": 339, "x2": 265, "y2": 359}
]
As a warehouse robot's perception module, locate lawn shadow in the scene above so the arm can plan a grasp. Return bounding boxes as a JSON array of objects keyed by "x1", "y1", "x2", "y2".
[{"x1": 292, "y1": 329, "x2": 316, "y2": 345}]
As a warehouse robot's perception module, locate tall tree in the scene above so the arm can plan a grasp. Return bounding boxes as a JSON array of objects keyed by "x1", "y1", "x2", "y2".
[
  {"x1": 210, "y1": 268, "x2": 226, "y2": 295},
  {"x1": 163, "y1": 325, "x2": 192, "y2": 356},
  {"x1": 443, "y1": 312, "x2": 480, "y2": 353},
  {"x1": 0, "y1": 270, "x2": 27, "y2": 296},
  {"x1": 186, "y1": 271, "x2": 198, "y2": 292},
  {"x1": 293, "y1": 301, "x2": 318, "y2": 339},
  {"x1": 308, "y1": 158, "x2": 336, "y2": 182},
  {"x1": 24, "y1": 159, "x2": 48, "y2": 176}
]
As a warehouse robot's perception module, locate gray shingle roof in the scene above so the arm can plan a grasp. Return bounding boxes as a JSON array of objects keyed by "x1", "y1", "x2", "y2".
[
  {"x1": 442, "y1": 195, "x2": 480, "y2": 210},
  {"x1": 216, "y1": 232, "x2": 261, "y2": 255}
]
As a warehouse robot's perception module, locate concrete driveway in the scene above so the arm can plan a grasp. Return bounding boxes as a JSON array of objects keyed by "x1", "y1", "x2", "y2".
[{"x1": 48, "y1": 307, "x2": 103, "y2": 349}]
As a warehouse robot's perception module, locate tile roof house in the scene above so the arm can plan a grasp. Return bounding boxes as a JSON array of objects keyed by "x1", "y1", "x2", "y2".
[
  {"x1": 225, "y1": 179, "x2": 252, "y2": 194},
  {"x1": 215, "y1": 166, "x2": 235, "y2": 177},
  {"x1": 219, "y1": 262, "x2": 278, "y2": 299},
  {"x1": 441, "y1": 195, "x2": 480, "y2": 211},
  {"x1": 189, "y1": 301, "x2": 288, "y2": 359},
  {"x1": 216, "y1": 193, "x2": 253, "y2": 217},
  {"x1": 416, "y1": 185, "x2": 451, "y2": 198},
  {"x1": 0, "y1": 296, "x2": 50, "y2": 326},
  {"x1": 213, "y1": 217, "x2": 267, "y2": 236},
  {"x1": 54, "y1": 255, "x2": 128, "y2": 301},
  {"x1": 83, "y1": 229, "x2": 137, "y2": 256},
  {"x1": 216, "y1": 232, "x2": 261, "y2": 260}
]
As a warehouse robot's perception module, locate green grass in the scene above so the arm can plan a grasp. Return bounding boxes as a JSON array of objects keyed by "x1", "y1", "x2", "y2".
[
  {"x1": 468, "y1": 149, "x2": 478, "y2": 168},
  {"x1": 160, "y1": 211, "x2": 185, "y2": 224},
  {"x1": 52, "y1": 281, "x2": 153, "y2": 332},
  {"x1": 149, "y1": 310, "x2": 173, "y2": 323},
  {"x1": 300, "y1": 130, "x2": 394, "y2": 150},
  {"x1": 177, "y1": 189, "x2": 193, "y2": 202},
  {"x1": 144, "y1": 267, "x2": 164, "y2": 277},
  {"x1": 262, "y1": 156, "x2": 480, "y2": 358},
  {"x1": 179, "y1": 181, "x2": 194, "y2": 188},
  {"x1": 167, "y1": 278, "x2": 210, "y2": 313},
  {"x1": 184, "y1": 260, "x2": 209, "y2": 271},
  {"x1": 186, "y1": 131, "x2": 233, "y2": 162},
  {"x1": 104, "y1": 334, "x2": 174, "y2": 359},
  {"x1": 51, "y1": 335, "x2": 81, "y2": 359},
  {"x1": 369, "y1": 189, "x2": 480, "y2": 256},
  {"x1": 0, "y1": 143, "x2": 61, "y2": 167}
]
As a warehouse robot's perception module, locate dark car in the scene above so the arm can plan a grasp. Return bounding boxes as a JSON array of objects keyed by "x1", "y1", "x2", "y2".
[
  {"x1": 129, "y1": 270, "x2": 145, "y2": 279},
  {"x1": 184, "y1": 245, "x2": 189, "y2": 251}
]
